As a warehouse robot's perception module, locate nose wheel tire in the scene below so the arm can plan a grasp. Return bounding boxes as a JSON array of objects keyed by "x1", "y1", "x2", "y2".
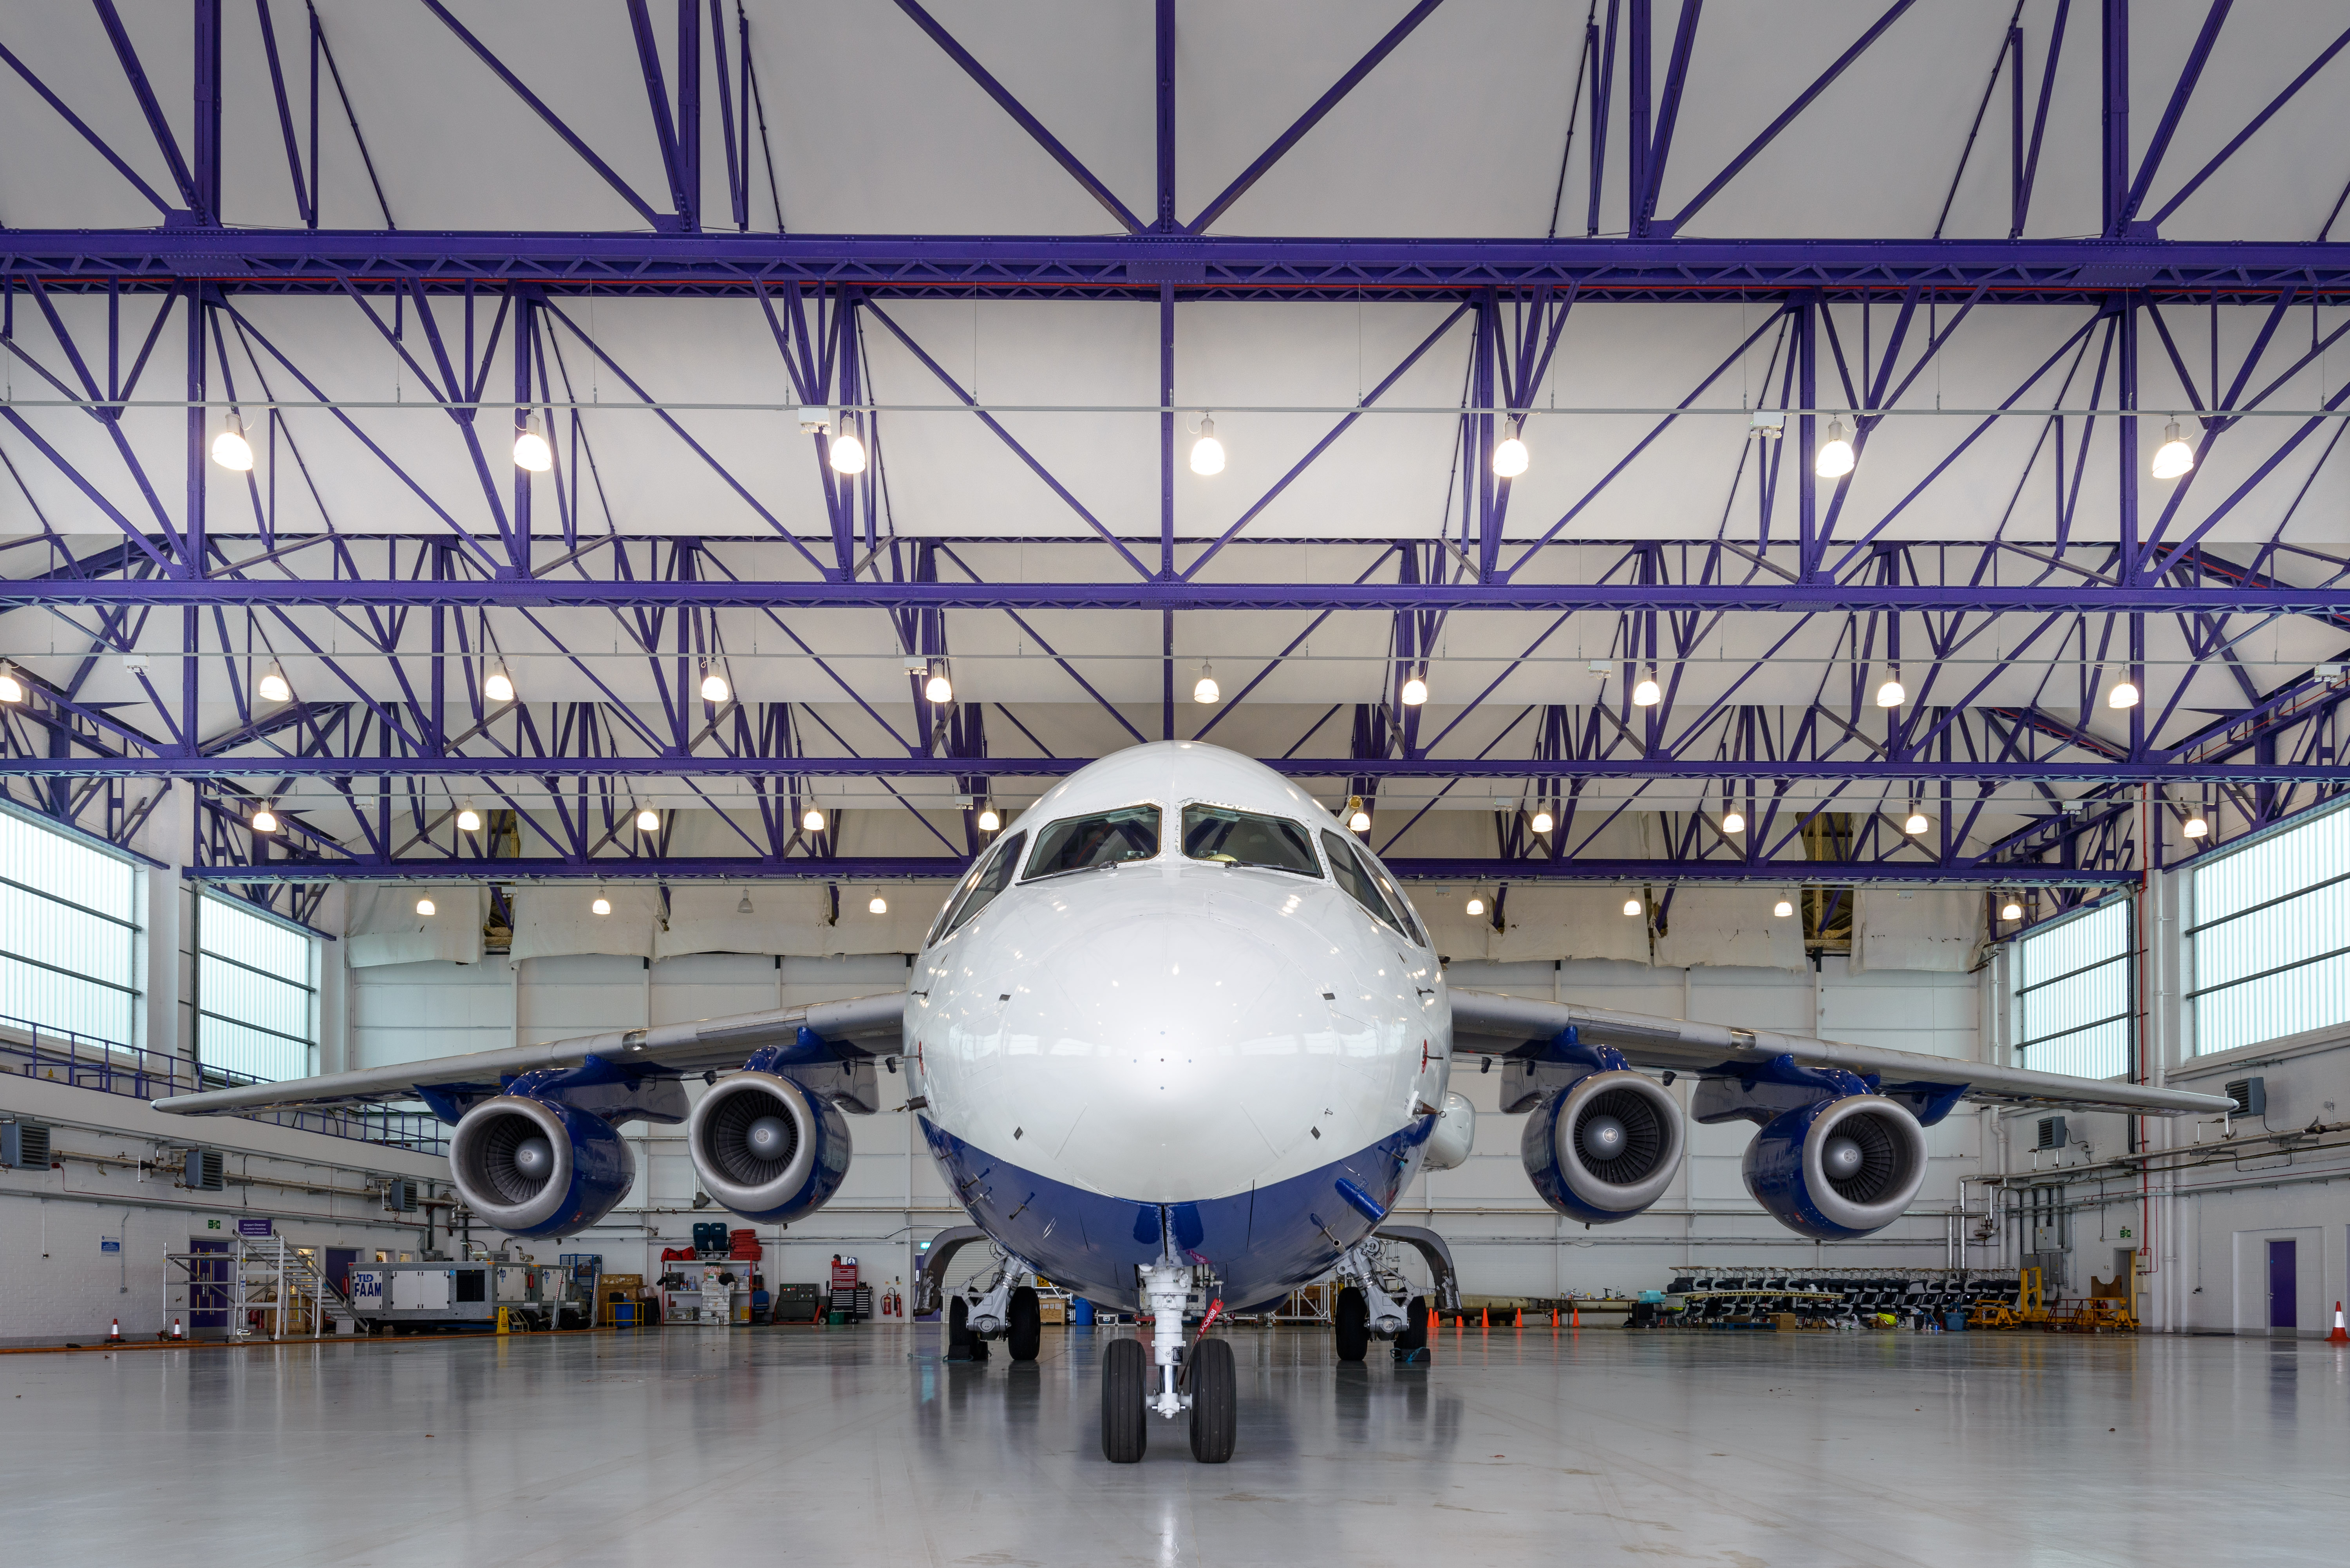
[
  {"x1": 1334, "y1": 1286, "x2": 1370, "y2": 1363},
  {"x1": 947, "y1": 1295, "x2": 985, "y2": 1362},
  {"x1": 1008, "y1": 1286, "x2": 1041, "y2": 1361},
  {"x1": 1187, "y1": 1337, "x2": 1236, "y2": 1463},
  {"x1": 1393, "y1": 1295, "x2": 1430, "y2": 1355},
  {"x1": 1101, "y1": 1336, "x2": 1149, "y2": 1463}
]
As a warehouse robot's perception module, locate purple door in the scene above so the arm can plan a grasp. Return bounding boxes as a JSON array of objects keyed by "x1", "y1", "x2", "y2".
[
  {"x1": 2267, "y1": 1239, "x2": 2298, "y2": 1330},
  {"x1": 188, "y1": 1237, "x2": 230, "y2": 1333}
]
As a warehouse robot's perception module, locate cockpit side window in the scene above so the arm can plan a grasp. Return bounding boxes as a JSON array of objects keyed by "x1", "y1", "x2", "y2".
[
  {"x1": 924, "y1": 844, "x2": 997, "y2": 948},
  {"x1": 1181, "y1": 804, "x2": 1321, "y2": 877},
  {"x1": 941, "y1": 831, "x2": 1026, "y2": 939},
  {"x1": 1361, "y1": 851, "x2": 1430, "y2": 947},
  {"x1": 1023, "y1": 805, "x2": 1161, "y2": 880},
  {"x1": 1320, "y1": 829, "x2": 1410, "y2": 939}
]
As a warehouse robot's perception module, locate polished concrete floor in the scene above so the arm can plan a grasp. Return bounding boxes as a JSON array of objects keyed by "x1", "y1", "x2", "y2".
[{"x1": 7, "y1": 1322, "x2": 2345, "y2": 1566}]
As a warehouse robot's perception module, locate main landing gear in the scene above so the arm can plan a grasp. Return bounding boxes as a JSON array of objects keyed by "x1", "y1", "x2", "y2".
[
  {"x1": 1101, "y1": 1264, "x2": 1234, "y2": 1465},
  {"x1": 1334, "y1": 1230, "x2": 1457, "y2": 1365},
  {"x1": 943, "y1": 1248, "x2": 1045, "y2": 1364}
]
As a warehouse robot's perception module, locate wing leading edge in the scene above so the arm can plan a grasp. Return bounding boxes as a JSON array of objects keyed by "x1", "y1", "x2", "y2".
[
  {"x1": 1447, "y1": 988, "x2": 2232, "y2": 1118},
  {"x1": 149, "y1": 992, "x2": 909, "y2": 1118}
]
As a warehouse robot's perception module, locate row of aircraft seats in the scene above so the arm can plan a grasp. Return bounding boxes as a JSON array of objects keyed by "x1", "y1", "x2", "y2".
[{"x1": 1661, "y1": 1271, "x2": 2024, "y2": 1327}]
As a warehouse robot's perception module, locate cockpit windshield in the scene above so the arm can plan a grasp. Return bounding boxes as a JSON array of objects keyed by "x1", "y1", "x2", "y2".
[
  {"x1": 1182, "y1": 805, "x2": 1321, "y2": 877},
  {"x1": 1024, "y1": 805, "x2": 1162, "y2": 880}
]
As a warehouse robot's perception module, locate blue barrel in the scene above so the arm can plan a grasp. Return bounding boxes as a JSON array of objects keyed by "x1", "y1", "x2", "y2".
[{"x1": 1071, "y1": 1297, "x2": 1095, "y2": 1326}]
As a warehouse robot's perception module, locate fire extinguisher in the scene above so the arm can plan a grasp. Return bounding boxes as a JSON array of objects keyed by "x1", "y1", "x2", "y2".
[{"x1": 882, "y1": 1281, "x2": 901, "y2": 1318}]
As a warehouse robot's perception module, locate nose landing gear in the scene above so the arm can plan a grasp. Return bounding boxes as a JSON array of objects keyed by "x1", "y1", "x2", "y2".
[{"x1": 1102, "y1": 1263, "x2": 1234, "y2": 1464}]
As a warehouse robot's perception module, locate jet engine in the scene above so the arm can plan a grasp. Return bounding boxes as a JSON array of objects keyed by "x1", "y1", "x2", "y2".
[
  {"x1": 1521, "y1": 1069, "x2": 1685, "y2": 1223},
  {"x1": 1741, "y1": 1093, "x2": 1928, "y2": 1239},
  {"x1": 685, "y1": 1071, "x2": 852, "y2": 1223},
  {"x1": 450, "y1": 1094, "x2": 636, "y2": 1239}
]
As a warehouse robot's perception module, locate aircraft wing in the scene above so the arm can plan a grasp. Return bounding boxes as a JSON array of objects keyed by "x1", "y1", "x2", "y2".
[
  {"x1": 1446, "y1": 988, "x2": 2232, "y2": 1117},
  {"x1": 150, "y1": 991, "x2": 909, "y2": 1118}
]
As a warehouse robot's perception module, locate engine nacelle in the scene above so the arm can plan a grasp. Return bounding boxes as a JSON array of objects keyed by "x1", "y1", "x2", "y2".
[
  {"x1": 1741, "y1": 1093, "x2": 1929, "y2": 1239},
  {"x1": 1521, "y1": 1069, "x2": 1685, "y2": 1223},
  {"x1": 685, "y1": 1071, "x2": 852, "y2": 1224},
  {"x1": 450, "y1": 1095, "x2": 636, "y2": 1239}
]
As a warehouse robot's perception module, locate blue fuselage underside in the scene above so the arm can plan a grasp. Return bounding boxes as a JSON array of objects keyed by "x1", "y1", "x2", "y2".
[{"x1": 920, "y1": 1116, "x2": 1428, "y2": 1311}]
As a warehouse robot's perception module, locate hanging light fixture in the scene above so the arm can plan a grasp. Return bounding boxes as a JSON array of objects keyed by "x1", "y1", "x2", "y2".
[
  {"x1": 1903, "y1": 805, "x2": 1931, "y2": 836},
  {"x1": 1491, "y1": 419, "x2": 1529, "y2": 478},
  {"x1": 977, "y1": 805, "x2": 1001, "y2": 832},
  {"x1": 0, "y1": 664, "x2": 21, "y2": 704},
  {"x1": 635, "y1": 807, "x2": 659, "y2": 833},
  {"x1": 1631, "y1": 671, "x2": 1661, "y2": 707},
  {"x1": 1622, "y1": 897, "x2": 1643, "y2": 918},
  {"x1": 1815, "y1": 418, "x2": 1855, "y2": 479},
  {"x1": 415, "y1": 896, "x2": 436, "y2": 918},
  {"x1": 591, "y1": 892, "x2": 612, "y2": 916},
  {"x1": 484, "y1": 666, "x2": 516, "y2": 704},
  {"x1": 868, "y1": 892, "x2": 888, "y2": 915},
  {"x1": 1721, "y1": 808, "x2": 1746, "y2": 835},
  {"x1": 2149, "y1": 421, "x2": 2195, "y2": 480},
  {"x1": 1773, "y1": 898, "x2": 1794, "y2": 918},
  {"x1": 456, "y1": 800, "x2": 483, "y2": 833},
  {"x1": 738, "y1": 890, "x2": 755, "y2": 915},
  {"x1": 1189, "y1": 414, "x2": 1225, "y2": 475},
  {"x1": 2000, "y1": 896, "x2": 2025, "y2": 921},
  {"x1": 1345, "y1": 795, "x2": 1371, "y2": 832},
  {"x1": 250, "y1": 804, "x2": 280, "y2": 833},
  {"x1": 210, "y1": 417, "x2": 254, "y2": 472},
  {"x1": 256, "y1": 665, "x2": 292, "y2": 703},
  {"x1": 700, "y1": 668, "x2": 730, "y2": 703},
  {"x1": 513, "y1": 417, "x2": 553, "y2": 473},
  {"x1": 924, "y1": 667, "x2": 954, "y2": 704},
  {"x1": 1876, "y1": 670, "x2": 1906, "y2": 708},
  {"x1": 1193, "y1": 664, "x2": 1219, "y2": 705},
  {"x1": 1465, "y1": 893, "x2": 1486, "y2": 917},
  {"x1": 1530, "y1": 809, "x2": 1554, "y2": 834},
  {"x1": 2108, "y1": 680, "x2": 2140, "y2": 709},
  {"x1": 829, "y1": 415, "x2": 868, "y2": 475},
  {"x1": 1400, "y1": 674, "x2": 1428, "y2": 706},
  {"x1": 2183, "y1": 811, "x2": 2209, "y2": 840},
  {"x1": 802, "y1": 805, "x2": 826, "y2": 833}
]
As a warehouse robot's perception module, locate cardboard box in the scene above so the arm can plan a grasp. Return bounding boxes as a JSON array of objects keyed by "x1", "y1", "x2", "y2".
[{"x1": 1038, "y1": 1299, "x2": 1067, "y2": 1325}]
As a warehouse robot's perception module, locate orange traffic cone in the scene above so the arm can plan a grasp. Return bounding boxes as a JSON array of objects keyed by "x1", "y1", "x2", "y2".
[
  {"x1": 1572, "y1": 1301, "x2": 1581, "y2": 1329},
  {"x1": 1479, "y1": 1306, "x2": 1488, "y2": 1331},
  {"x1": 2330, "y1": 1302, "x2": 2348, "y2": 1346}
]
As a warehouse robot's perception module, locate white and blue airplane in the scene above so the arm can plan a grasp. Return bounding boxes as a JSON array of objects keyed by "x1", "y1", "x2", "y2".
[{"x1": 159, "y1": 741, "x2": 2229, "y2": 1463}]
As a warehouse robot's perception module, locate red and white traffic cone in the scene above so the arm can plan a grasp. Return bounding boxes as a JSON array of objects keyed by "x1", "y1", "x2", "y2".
[
  {"x1": 106, "y1": 1318, "x2": 122, "y2": 1344},
  {"x1": 2329, "y1": 1302, "x2": 2348, "y2": 1346},
  {"x1": 169, "y1": 1317, "x2": 184, "y2": 1340}
]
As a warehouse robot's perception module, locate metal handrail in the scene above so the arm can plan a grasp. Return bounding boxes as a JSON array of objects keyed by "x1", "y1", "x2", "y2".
[{"x1": 0, "y1": 1012, "x2": 446, "y2": 1154}]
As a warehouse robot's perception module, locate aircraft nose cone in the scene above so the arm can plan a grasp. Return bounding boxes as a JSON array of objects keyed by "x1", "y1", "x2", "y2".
[
  {"x1": 513, "y1": 1136, "x2": 553, "y2": 1181},
  {"x1": 991, "y1": 882, "x2": 1352, "y2": 1200}
]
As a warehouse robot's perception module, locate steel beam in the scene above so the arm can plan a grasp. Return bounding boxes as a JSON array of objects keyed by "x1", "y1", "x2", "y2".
[
  {"x1": 9, "y1": 756, "x2": 2344, "y2": 784},
  {"x1": 177, "y1": 854, "x2": 2132, "y2": 888},
  {"x1": 13, "y1": 579, "x2": 2350, "y2": 614},
  {"x1": 4, "y1": 232, "x2": 2350, "y2": 302}
]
